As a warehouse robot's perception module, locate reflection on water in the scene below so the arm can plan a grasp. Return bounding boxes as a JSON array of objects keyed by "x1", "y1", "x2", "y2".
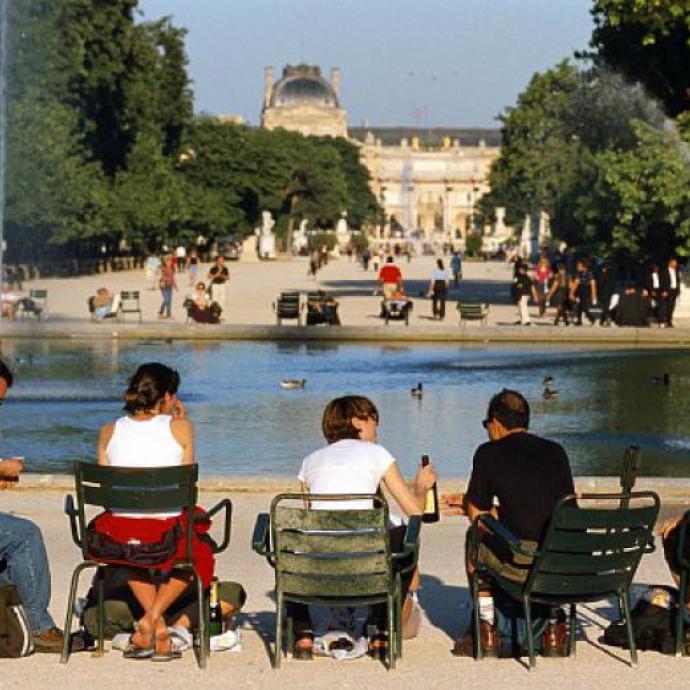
[{"x1": 0, "y1": 339, "x2": 689, "y2": 477}]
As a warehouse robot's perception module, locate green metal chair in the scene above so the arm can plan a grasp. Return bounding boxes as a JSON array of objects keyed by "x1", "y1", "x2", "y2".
[
  {"x1": 252, "y1": 493, "x2": 421, "y2": 670},
  {"x1": 673, "y1": 509, "x2": 690, "y2": 656},
  {"x1": 469, "y1": 491, "x2": 659, "y2": 669},
  {"x1": 61, "y1": 461, "x2": 232, "y2": 669}
]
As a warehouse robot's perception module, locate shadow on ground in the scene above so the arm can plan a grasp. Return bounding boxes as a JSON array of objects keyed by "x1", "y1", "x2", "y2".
[{"x1": 418, "y1": 573, "x2": 470, "y2": 641}]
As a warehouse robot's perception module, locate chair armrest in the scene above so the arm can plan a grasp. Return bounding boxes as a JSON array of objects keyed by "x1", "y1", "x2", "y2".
[
  {"x1": 475, "y1": 514, "x2": 539, "y2": 558},
  {"x1": 64, "y1": 494, "x2": 83, "y2": 549},
  {"x1": 392, "y1": 516, "x2": 421, "y2": 560},
  {"x1": 252, "y1": 513, "x2": 272, "y2": 557},
  {"x1": 205, "y1": 498, "x2": 232, "y2": 554}
]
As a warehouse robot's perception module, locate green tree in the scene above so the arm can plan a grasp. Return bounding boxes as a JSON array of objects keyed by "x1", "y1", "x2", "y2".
[{"x1": 590, "y1": 0, "x2": 690, "y2": 117}]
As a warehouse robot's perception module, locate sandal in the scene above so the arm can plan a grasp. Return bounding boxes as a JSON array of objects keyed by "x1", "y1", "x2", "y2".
[
  {"x1": 293, "y1": 635, "x2": 314, "y2": 661},
  {"x1": 123, "y1": 641, "x2": 155, "y2": 660},
  {"x1": 151, "y1": 632, "x2": 182, "y2": 662},
  {"x1": 124, "y1": 619, "x2": 155, "y2": 660}
]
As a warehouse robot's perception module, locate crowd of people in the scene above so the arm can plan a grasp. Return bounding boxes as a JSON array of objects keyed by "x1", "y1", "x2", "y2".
[
  {"x1": 0, "y1": 357, "x2": 686, "y2": 664},
  {"x1": 511, "y1": 254, "x2": 682, "y2": 328}
]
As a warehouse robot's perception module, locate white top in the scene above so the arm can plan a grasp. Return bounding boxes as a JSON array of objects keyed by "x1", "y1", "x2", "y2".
[
  {"x1": 430, "y1": 268, "x2": 449, "y2": 282},
  {"x1": 298, "y1": 439, "x2": 395, "y2": 511},
  {"x1": 106, "y1": 415, "x2": 184, "y2": 518},
  {"x1": 670, "y1": 268, "x2": 677, "y2": 290}
]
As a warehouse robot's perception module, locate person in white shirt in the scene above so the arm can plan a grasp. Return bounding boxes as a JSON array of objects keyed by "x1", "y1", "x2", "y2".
[
  {"x1": 427, "y1": 258, "x2": 451, "y2": 320},
  {"x1": 97, "y1": 363, "x2": 196, "y2": 661},
  {"x1": 294, "y1": 395, "x2": 436, "y2": 659}
]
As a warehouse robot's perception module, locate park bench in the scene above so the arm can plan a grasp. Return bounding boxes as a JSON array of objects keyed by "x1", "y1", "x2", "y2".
[
  {"x1": 253, "y1": 493, "x2": 421, "y2": 669},
  {"x1": 457, "y1": 301, "x2": 489, "y2": 327},
  {"x1": 467, "y1": 491, "x2": 659, "y2": 669},
  {"x1": 117, "y1": 290, "x2": 142, "y2": 322},
  {"x1": 273, "y1": 291, "x2": 301, "y2": 326}
]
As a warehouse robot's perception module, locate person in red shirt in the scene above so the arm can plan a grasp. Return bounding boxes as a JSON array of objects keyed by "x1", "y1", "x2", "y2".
[{"x1": 378, "y1": 256, "x2": 403, "y2": 299}]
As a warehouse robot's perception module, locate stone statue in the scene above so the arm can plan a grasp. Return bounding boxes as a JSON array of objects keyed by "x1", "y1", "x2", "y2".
[
  {"x1": 292, "y1": 218, "x2": 309, "y2": 255},
  {"x1": 335, "y1": 211, "x2": 350, "y2": 249},
  {"x1": 257, "y1": 210, "x2": 276, "y2": 259},
  {"x1": 260, "y1": 210, "x2": 275, "y2": 236}
]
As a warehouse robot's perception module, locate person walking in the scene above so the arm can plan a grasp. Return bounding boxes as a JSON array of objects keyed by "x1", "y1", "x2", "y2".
[
  {"x1": 547, "y1": 265, "x2": 571, "y2": 326},
  {"x1": 378, "y1": 256, "x2": 403, "y2": 300},
  {"x1": 661, "y1": 258, "x2": 681, "y2": 327},
  {"x1": 158, "y1": 254, "x2": 177, "y2": 319},
  {"x1": 533, "y1": 256, "x2": 553, "y2": 317},
  {"x1": 450, "y1": 251, "x2": 462, "y2": 287},
  {"x1": 512, "y1": 263, "x2": 537, "y2": 326},
  {"x1": 569, "y1": 259, "x2": 598, "y2": 326},
  {"x1": 428, "y1": 259, "x2": 450, "y2": 320}
]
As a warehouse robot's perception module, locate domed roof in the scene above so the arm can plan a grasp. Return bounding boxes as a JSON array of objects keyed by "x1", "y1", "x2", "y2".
[{"x1": 271, "y1": 65, "x2": 339, "y2": 108}]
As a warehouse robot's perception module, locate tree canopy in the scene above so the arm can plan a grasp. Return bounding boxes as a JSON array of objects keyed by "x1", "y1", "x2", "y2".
[
  {"x1": 589, "y1": 1, "x2": 690, "y2": 117},
  {"x1": 4, "y1": 0, "x2": 379, "y2": 263}
]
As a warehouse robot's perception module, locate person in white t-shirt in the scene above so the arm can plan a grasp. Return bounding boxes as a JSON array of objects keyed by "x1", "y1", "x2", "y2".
[{"x1": 293, "y1": 395, "x2": 436, "y2": 659}]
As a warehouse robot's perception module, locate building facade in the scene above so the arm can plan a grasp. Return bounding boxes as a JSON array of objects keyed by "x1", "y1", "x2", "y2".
[
  {"x1": 259, "y1": 64, "x2": 500, "y2": 241},
  {"x1": 262, "y1": 65, "x2": 347, "y2": 138}
]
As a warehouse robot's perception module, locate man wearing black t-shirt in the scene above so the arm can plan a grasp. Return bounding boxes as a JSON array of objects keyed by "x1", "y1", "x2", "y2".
[{"x1": 451, "y1": 389, "x2": 574, "y2": 658}]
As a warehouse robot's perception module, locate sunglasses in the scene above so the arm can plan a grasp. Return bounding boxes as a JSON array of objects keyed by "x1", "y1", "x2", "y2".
[{"x1": 482, "y1": 418, "x2": 490, "y2": 429}]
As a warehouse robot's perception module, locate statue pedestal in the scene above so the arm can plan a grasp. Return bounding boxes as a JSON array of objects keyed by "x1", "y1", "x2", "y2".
[{"x1": 241, "y1": 236, "x2": 258, "y2": 262}]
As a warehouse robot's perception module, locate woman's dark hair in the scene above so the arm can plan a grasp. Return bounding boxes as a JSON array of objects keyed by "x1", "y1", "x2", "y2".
[
  {"x1": 322, "y1": 396, "x2": 379, "y2": 443},
  {"x1": 124, "y1": 362, "x2": 180, "y2": 414},
  {"x1": 487, "y1": 388, "x2": 529, "y2": 430},
  {"x1": 437, "y1": 259, "x2": 444, "y2": 270}
]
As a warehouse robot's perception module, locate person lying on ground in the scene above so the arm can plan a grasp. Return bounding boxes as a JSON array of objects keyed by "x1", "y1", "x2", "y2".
[{"x1": 293, "y1": 395, "x2": 436, "y2": 659}]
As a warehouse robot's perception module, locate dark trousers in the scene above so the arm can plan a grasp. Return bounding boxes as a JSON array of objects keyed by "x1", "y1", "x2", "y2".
[
  {"x1": 668, "y1": 291, "x2": 678, "y2": 325},
  {"x1": 574, "y1": 294, "x2": 595, "y2": 324},
  {"x1": 432, "y1": 283, "x2": 447, "y2": 319}
]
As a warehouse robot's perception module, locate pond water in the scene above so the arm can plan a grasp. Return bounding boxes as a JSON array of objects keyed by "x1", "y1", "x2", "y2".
[{"x1": 0, "y1": 339, "x2": 689, "y2": 478}]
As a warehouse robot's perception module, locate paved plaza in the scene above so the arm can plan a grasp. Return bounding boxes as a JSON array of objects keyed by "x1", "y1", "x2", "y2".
[
  {"x1": 3, "y1": 256, "x2": 690, "y2": 343},
  {"x1": 0, "y1": 483, "x2": 687, "y2": 689}
]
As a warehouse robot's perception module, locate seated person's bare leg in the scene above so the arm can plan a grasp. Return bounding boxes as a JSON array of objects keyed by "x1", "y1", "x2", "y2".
[{"x1": 128, "y1": 572, "x2": 192, "y2": 653}]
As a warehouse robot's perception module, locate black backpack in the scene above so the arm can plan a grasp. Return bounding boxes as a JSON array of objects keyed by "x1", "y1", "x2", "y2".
[
  {"x1": 0, "y1": 585, "x2": 34, "y2": 657},
  {"x1": 603, "y1": 586, "x2": 677, "y2": 655}
]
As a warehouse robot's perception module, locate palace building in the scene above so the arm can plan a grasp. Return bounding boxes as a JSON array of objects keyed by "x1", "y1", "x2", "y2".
[{"x1": 260, "y1": 64, "x2": 501, "y2": 242}]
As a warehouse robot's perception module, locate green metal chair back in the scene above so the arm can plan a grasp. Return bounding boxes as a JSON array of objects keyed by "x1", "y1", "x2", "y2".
[
  {"x1": 271, "y1": 493, "x2": 392, "y2": 599},
  {"x1": 526, "y1": 492, "x2": 659, "y2": 601},
  {"x1": 72, "y1": 461, "x2": 198, "y2": 562}
]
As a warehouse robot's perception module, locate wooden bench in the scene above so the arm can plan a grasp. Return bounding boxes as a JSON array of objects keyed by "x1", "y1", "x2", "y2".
[
  {"x1": 117, "y1": 290, "x2": 142, "y2": 322},
  {"x1": 457, "y1": 301, "x2": 489, "y2": 327},
  {"x1": 273, "y1": 291, "x2": 301, "y2": 326}
]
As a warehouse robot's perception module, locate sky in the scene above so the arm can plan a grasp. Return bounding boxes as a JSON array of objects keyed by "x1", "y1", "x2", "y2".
[{"x1": 137, "y1": 0, "x2": 595, "y2": 128}]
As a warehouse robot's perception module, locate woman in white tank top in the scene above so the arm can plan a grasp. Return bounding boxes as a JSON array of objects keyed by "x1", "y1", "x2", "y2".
[{"x1": 97, "y1": 362, "x2": 194, "y2": 660}]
